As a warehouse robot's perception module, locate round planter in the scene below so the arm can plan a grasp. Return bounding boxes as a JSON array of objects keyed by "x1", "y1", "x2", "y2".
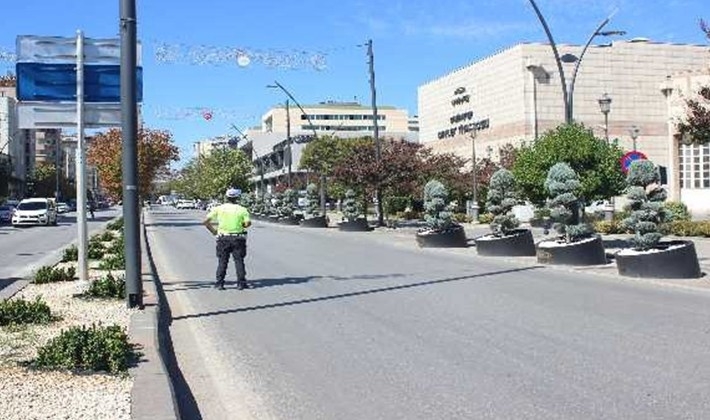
[
  {"x1": 338, "y1": 219, "x2": 371, "y2": 232},
  {"x1": 475, "y1": 229, "x2": 536, "y2": 257},
  {"x1": 267, "y1": 215, "x2": 280, "y2": 223},
  {"x1": 415, "y1": 225, "x2": 468, "y2": 248},
  {"x1": 300, "y1": 215, "x2": 328, "y2": 228},
  {"x1": 615, "y1": 240, "x2": 702, "y2": 279},
  {"x1": 536, "y1": 235, "x2": 607, "y2": 266}
]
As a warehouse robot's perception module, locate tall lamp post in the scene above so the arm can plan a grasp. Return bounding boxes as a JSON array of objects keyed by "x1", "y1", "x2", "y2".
[
  {"x1": 660, "y1": 76, "x2": 679, "y2": 200},
  {"x1": 266, "y1": 81, "x2": 323, "y2": 213},
  {"x1": 470, "y1": 129, "x2": 479, "y2": 222},
  {"x1": 598, "y1": 93, "x2": 612, "y2": 142},
  {"x1": 597, "y1": 93, "x2": 614, "y2": 221},
  {"x1": 527, "y1": 0, "x2": 625, "y2": 123}
]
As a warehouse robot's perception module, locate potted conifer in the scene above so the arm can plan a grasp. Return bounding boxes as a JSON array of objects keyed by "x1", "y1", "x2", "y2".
[
  {"x1": 536, "y1": 162, "x2": 606, "y2": 265},
  {"x1": 475, "y1": 169, "x2": 536, "y2": 256},
  {"x1": 615, "y1": 160, "x2": 701, "y2": 278},
  {"x1": 415, "y1": 180, "x2": 467, "y2": 247},
  {"x1": 278, "y1": 188, "x2": 301, "y2": 225},
  {"x1": 300, "y1": 183, "x2": 328, "y2": 228},
  {"x1": 338, "y1": 189, "x2": 370, "y2": 231}
]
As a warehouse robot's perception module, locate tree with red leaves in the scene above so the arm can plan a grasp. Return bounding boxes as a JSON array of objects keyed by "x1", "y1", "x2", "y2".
[{"x1": 87, "y1": 128, "x2": 179, "y2": 200}]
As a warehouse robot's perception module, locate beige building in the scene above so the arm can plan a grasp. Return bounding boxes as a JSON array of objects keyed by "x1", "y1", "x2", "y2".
[{"x1": 418, "y1": 40, "x2": 710, "y2": 216}]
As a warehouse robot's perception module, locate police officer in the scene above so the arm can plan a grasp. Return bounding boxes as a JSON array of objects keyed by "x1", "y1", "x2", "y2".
[{"x1": 203, "y1": 188, "x2": 251, "y2": 290}]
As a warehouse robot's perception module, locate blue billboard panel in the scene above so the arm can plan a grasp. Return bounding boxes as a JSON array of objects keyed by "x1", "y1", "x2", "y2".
[{"x1": 16, "y1": 62, "x2": 143, "y2": 103}]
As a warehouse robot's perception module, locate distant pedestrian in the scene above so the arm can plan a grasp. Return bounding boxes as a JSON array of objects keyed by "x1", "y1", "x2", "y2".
[
  {"x1": 203, "y1": 188, "x2": 251, "y2": 290},
  {"x1": 88, "y1": 200, "x2": 96, "y2": 219}
]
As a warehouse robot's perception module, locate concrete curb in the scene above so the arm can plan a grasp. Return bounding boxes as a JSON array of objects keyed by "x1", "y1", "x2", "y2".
[{"x1": 129, "y1": 212, "x2": 179, "y2": 420}]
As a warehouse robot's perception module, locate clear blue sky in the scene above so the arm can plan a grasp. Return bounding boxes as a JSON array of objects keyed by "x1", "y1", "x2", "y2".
[{"x1": 2, "y1": 0, "x2": 708, "y2": 162}]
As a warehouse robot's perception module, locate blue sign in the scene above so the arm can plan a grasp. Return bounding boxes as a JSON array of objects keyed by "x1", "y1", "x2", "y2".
[
  {"x1": 16, "y1": 62, "x2": 143, "y2": 102},
  {"x1": 620, "y1": 150, "x2": 648, "y2": 173}
]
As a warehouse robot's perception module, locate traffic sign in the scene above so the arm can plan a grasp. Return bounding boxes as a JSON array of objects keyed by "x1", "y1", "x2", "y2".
[{"x1": 620, "y1": 150, "x2": 647, "y2": 173}]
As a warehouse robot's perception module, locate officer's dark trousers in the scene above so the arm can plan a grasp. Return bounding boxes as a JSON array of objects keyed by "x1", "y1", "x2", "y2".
[{"x1": 216, "y1": 235, "x2": 247, "y2": 284}]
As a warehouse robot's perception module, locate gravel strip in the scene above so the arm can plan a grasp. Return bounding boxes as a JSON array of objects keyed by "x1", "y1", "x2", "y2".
[{"x1": 0, "y1": 268, "x2": 136, "y2": 420}]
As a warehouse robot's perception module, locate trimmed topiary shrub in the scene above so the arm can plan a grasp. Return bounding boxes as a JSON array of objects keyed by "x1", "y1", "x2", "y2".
[
  {"x1": 262, "y1": 192, "x2": 273, "y2": 216},
  {"x1": 622, "y1": 160, "x2": 669, "y2": 251},
  {"x1": 544, "y1": 162, "x2": 591, "y2": 243},
  {"x1": 486, "y1": 169, "x2": 520, "y2": 237},
  {"x1": 240, "y1": 192, "x2": 254, "y2": 209},
  {"x1": 342, "y1": 189, "x2": 361, "y2": 222},
  {"x1": 34, "y1": 324, "x2": 134, "y2": 374},
  {"x1": 422, "y1": 180, "x2": 455, "y2": 231},
  {"x1": 279, "y1": 189, "x2": 297, "y2": 219},
  {"x1": 304, "y1": 183, "x2": 321, "y2": 218}
]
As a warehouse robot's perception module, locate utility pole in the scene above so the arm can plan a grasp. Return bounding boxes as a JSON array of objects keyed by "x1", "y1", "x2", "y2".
[
  {"x1": 76, "y1": 31, "x2": 89, "y2": 284},
  {"x1": 285, "y1": 99, "x2": 291, "y2": 188},
  {"x1": 470, "y1": 129, "x2": 479, "y2": 222},
  {"x1": 120, "y1": 0, "x2": 142, "y2": 309},
  {"x1": 367, "y1": 39, "x2": 383, "y2": 227}
]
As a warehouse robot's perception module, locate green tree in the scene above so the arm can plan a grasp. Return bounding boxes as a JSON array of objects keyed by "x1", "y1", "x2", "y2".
[
  {"x1": 512, "y1": 123, "x2": 625, "y2": 206},
  {"x1": 174, "y1": 147, "x2": 252, "y2": 199},
  {"x1": 422, "y1": 180, "x2": 454, "y2": 231}
]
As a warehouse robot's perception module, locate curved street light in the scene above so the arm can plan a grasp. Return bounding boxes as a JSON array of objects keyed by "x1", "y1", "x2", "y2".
[{"x1": 526, "y1": 0, "x2": 625, "y2": 123}]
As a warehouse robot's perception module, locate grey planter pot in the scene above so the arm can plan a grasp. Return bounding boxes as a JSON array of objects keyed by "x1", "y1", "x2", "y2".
[
  {"x1": 338, "y1": 219, "x2": 371, "y2": 232},
  {"x1": 415, "y1": 225, "x2": 468, "y2": 248},
  {"x1": 536, "y1": 234, "x2": 607, "y2": 266},
  {"x1": 300, "y1": 215, "x2": 328, "y2": 228},
  {"x1": 615, "y1": 240, "x2": 702, "y2": 279},
  {"x1": 475, "y1": 229, "x2": 536, "y2": 257}
]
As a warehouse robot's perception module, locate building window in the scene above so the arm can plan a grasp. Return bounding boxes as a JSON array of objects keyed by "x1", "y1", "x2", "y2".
[{"x1": 679, "y1": 143, "x2": 710, "y2": 189}]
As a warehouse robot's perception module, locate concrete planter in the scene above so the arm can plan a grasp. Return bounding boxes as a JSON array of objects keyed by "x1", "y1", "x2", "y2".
[
  {"x1": 338, "y1": 219, "x2": 371, "y2": 232},
  {"x1": 475, "y1": 229, "x2": 536, "y2": 257},
  {"x1": 415, "y1": 225, "x2": 468, "y2": 248},
  {"x1": 300, "y1": 216, "x2": 328, "y2": 228},
  {"x1": 536, "y1": 235, "x2": 607, "y2": 266},
  {"x1": 615, "y1": 240, "x2": 702, "y2": 279}
]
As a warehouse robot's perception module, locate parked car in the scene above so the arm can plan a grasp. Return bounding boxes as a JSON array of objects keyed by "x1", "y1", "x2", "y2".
[
  {"x1": 176, "y1": 199, "x2": 197, "y2": 209},
  {"x1": 11, "y1": 198, "x2": 58, "y2": 226},
  {"x1": 0, "y1": 205, "x2": 12, "y2": 224},
  {"x1": 56, "y1": 202, "x2": 70, "y2": 214}
]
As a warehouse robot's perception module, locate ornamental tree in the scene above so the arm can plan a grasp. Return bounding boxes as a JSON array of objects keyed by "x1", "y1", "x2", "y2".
[
  {"x1": 87, "y1": 128, "x2": 179, "y2": 200},
  {"x1": 486, "y1": 169, "x2": 520, "y2": 236},
  {"x1": 622, "y1": 160, "x2": 669, "y2": 250},
  {"x1": 513, "y1": 123, "x2": 625, "y2": 206},
  {"x1": 422, "y1": 180, "x2": 454, "y2": 231},
  {"x1": 279, "y1": 188, "x2": 297, "y2": 219},
  {"x1": 544, "y1": 162, "x2": 591, "y2": 243},
  {"x1": 342, "y1": 189, "x2": 361, "y2": 222},
  {"x1": 304, "y1": 183, "x2": 321, "y2": 218},
  {"x1": 270, "y1": 192, "x2": 283, "y2": 217}
]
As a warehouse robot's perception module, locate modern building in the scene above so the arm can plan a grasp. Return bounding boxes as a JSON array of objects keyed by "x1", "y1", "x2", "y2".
[
  {"x1": 418, "y1": 40, "x2": 710, "y2": 216},
  {"x1": 1, "y1": 88, "x2": 30, "y2": 198},
  {"x1": 243, "y1": 101, "x2": 416, "y2": 194}
]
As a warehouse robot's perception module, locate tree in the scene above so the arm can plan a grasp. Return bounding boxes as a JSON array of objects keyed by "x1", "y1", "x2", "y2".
[
  {"x1": 512, "y1": 123, "x2": 625, "y2": 206},
  {"x1": 304, "y1": 183, "x2": 321, "y2": 218},
  {"x1": 422, "y1": 180, "x2": 454, "y2": 231},
  {"x1": 87, "y1": 128, "x2": 179, "y2": 200},
  {"x1": 486, "y1": 169, "x2": 520, "y2": 236},
  {"x1": 622, "y1": 160, "x2": 669, "y2": 250},
  {"x1": 545, "y1": 162, "x2": 590, "y2": 243},
  {"x1": 342, "y1": 189, "x2": 361, "y2": 222}
]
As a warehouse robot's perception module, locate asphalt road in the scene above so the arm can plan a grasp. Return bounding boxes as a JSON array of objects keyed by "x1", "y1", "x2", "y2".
[
  {"x1": 0, "y1": 208, "x2": 120, "y2": 288},
  {"x1": 146, "y1": 207, "x2": 710, "y2": 420}
]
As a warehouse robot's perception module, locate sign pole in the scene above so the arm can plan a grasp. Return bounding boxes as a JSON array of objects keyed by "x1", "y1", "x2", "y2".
[
  {"x1": 76, "y1": 30, "x2": 89, "y2": 284},
  {"x1": 121, "y1": 0, "x2": 142, "y2": 308}
]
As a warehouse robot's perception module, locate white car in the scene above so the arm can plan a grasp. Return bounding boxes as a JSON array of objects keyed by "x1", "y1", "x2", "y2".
[
  {"x1": 56, "y1": 202, "x2": 70, "y2": 213},
  {"x1": 11, "y1": 198, "x2": 58, "y2": 226},
  {"x1": 176, "y1": 199, "x2": 197, "y2": 209}
]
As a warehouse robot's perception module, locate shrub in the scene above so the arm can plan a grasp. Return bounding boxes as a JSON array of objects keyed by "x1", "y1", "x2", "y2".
[
  {"x1": 106, "y1": 233, "x2": 125, "y2": 255},
  {"x1": 270, "y1": 192, "x2": 282, "y2": 217},
  {"x1": 34, "y1": 324, "x2": 134, "y2": 374},
  {"x1": 623, "y1": 160, "x2": 669, "y2": 251},
  {"x1": 664, "y1": 201, "x2": 692, "y2": 222},
  {"x1": 99, "y1": 253, "x2": 125, "y2": 270},
  {"x1": 485, "y1": 169, "x2": 520, "y2": 236},
  {"x1": 593, "y1": 220, "x2": 627, "y2": 235},
  {"x1": 342, "y1": 189, "x2": 361, "y2": 222},
  {"x1": 384, "y1": 196, "x2": 410, "y2": 215},
  {"x1": 422, "y1": 180, "x2": 454, "y2": 231},
  {"x1": 478, "y1": 213, "x2": 494, "y2": 224},
  {"x1": 85, "y1": 273, "x2": 125, "y2": 299},
  {"x1": 664, "y1": 220, "x2": 710, "y2": 237},
  {"x1": 304, "y1": 183, "x2": 321, "y2": 218},
  {"x1": 34, "y1": 266, "x2": 76, "y2": 284},
  {"x1": 544, "y1": 162, "x2": 591, "y2": 243},
  {"x1": 452, "y1": 213, "x2": 473, "y2": 223},
  {"x1": 88, "y1": 241, "x2": 105, "y2": 260},
  {"x1": 106, "y1": 217, "x2": 123, "y2": 231},
  {"x1": 0, "y1": 297, "x2": 55, "y2": 326},
  {"x1": 99, "y1": 231, "x2": 115, "y2": 242},
  {"x1": 239, "y1": 192, "x2": 254, "y2": 209},
  {"x1": 61, "y1": 245, "x2": 78, "y2": 262},
  {"x1": 262, "y1": 192, "x2": 273, "y2": 216},
  {"x1": 279, "y1": 189, "x2": 297, "y2": 219}
]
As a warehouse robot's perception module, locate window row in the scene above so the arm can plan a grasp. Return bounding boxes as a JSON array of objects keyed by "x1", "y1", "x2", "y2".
[
  {"x1": 679, "y1": 143, "x2": 710, "y2": 189},
  {"x1": 301, "y1": 114, "x2": 385, "y2": 121}
]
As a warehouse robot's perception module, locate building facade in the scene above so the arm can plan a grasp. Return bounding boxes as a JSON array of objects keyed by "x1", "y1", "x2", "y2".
[{"x1": 418, "y1": 40, "x2": 710, "y2": 216}]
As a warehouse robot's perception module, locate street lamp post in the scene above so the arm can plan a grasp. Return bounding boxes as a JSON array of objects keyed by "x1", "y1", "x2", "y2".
[
  {"x1": 527, "y1": 0, "x2": 625, "y2": 123},
  {"x1": 470, "y1": 129, "x2": 479, "y2": 222},
  {"x1": 598, "y1": 93, "x2": 612, "y2": 142},
  {"x1": 597, "y1": 93, "x2": 614, "y2": 221},
  {"x1": 630, "y1": 125, "x2": 640, "y2": 151}
]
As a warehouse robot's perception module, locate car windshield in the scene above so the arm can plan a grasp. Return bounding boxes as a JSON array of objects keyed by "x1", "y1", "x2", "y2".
[{"x1": 17, "y1": 201, "x2": 47, "y2": 211}]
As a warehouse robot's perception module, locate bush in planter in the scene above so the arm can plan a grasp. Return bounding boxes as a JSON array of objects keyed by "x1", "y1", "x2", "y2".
[
  {"x1": 622, "y1": 160, "x2": 669, "y2": 251},
  {"x1": 342, "y1": 189, "x2": 361, "y2": 222},
  {"x1": 34, "y1": 324, "x2": 134, "y2": 374},
  {"x1": 262, "y1": 192, "x2": 273, "y2": 216},
  {"x1": 544, "y1": 162, "x2": 592, "y2": 243},
  {"x1": 279, "y1": 189, "x2": 297, "y2": 219},
  {"x1": 422, "y1": 180, "x2": 455, "y2": 231},
  {"x1": 270, "y1": 192, "x2": 283, "y2": 218},
  {"x1": 304, "y1": 183, "x2": 321, "y2": 219},
  {"x1": 240, "y1": 192, "x2": 254, "y2": 209},
  {"x1": 486, "y1": 169, "x2": 520, "y2": 237}
]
